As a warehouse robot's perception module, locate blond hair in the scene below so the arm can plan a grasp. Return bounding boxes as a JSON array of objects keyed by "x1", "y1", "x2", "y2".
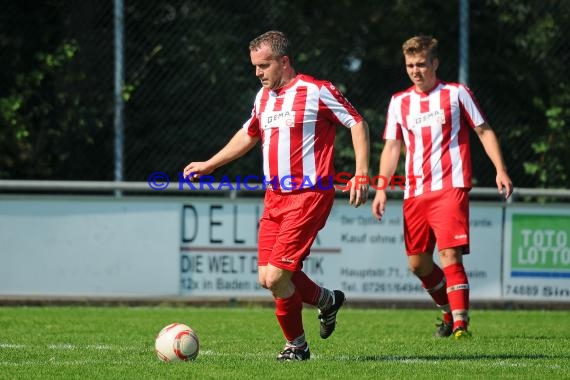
[{"x1": 402, "y1": 36, "x2": 438, "y2": 62}]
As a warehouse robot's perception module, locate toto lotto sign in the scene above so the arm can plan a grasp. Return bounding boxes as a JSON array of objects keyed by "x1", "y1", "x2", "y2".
[{"x1": 503, "y1": 210, "x2": 570, "y2": 301}]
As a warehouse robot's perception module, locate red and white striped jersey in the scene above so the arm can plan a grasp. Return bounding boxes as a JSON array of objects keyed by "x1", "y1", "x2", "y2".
[
  {"x1": 243, "y1": 74, "x2": 362, "y2": 192},
  {"x1": 384, "y1": 81, "x2": 486, "y2": 199}
]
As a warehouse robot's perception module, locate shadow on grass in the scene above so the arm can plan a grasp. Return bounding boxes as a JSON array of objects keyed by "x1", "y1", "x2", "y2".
[{"x1": 344, "y1": 353, "x2": 569, "y2": 362}]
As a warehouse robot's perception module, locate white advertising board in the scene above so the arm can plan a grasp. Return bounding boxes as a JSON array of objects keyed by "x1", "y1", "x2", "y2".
[
  {"x1": 0, "y1": 197, "x2": 180, "y2": 297},
  {"x1": 502, "y1": 206, "x2": 570, "y2": 302},
  {"x1": 4, "y1": 196, "x2": 555, "y2": 302},
  {"x1": 180, "y1": 198, "x2": 504, "y2": 300}
]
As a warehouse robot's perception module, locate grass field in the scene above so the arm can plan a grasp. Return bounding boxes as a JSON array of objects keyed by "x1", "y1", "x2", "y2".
[{"x1": 1, "y1": 306, "x2": 569, "y2": 379}]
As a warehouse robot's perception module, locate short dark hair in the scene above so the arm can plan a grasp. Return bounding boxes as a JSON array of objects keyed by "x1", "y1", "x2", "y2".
[
  {"x1": 249, "y1": 30, "x2": 293, "y2": 63},
  {"x1": 402, "y1": 35, "x2": 439, "y2": 62}
]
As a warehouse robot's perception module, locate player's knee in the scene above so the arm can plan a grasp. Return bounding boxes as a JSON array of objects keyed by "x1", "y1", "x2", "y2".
[
  {"x1": 408, "y1": 258, "x2": 432, "y2": 277},
  {"x1": 264, "y1": 276, "x2": 282, "y2": 292},
  {"x1": 408, "y1": 263, "x2": 423, "y2": 277},
  {"x1": 265, "y1": 274, "x2": 292, "y2": 295},
  {"x1": 257, "y1": 273, "x2": 269, "y2": 289},
  {"x1": 439, "y1": 248, "x2": 463, "y2": 262}
]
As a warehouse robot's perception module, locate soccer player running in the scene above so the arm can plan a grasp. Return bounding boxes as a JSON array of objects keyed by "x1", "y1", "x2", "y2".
[
  {"x1": 183, "y1": 31, "x2": 370, "y2": 360},
  {"x1": 371, "y1": 36, "x2": 513, "y2": 339}
]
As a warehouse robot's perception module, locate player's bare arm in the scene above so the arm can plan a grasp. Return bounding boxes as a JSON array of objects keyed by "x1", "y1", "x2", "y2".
[
  {"x1": 183, "y1": 129, "x2": 259, "y2": 180},
  {"x1": 372, "y1": 139, "x2": 402, "y2": 220},
  {"x1": 473, "y1": 123, "x2": 513, "y2": 199},
  {"x1": 346, "y1": 120, "x2": 370, "y2": 207}
]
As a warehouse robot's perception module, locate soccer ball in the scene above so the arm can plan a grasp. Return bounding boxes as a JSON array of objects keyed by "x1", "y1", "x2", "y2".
[{"x1": 154, "y1": 323, "x2": 200, "y2": 362}]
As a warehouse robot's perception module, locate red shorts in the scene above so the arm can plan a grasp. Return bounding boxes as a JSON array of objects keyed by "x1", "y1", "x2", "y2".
[
  {"x1": 258, "y1": 189, "x2": 335, "y2": 271},
  {"x1": 402, "y1": 187, "x2": 470, "y2": 255}
]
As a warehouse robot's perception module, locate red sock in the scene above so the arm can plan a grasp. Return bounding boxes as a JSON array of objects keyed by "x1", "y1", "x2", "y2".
[
  {"x1": 291, "y1": 271, "x2": 320, "y2": 306},
  {"x1": 274, "y1": 289, "x2": 304, "y2": 341},
  {"x1": 443, "y1": 263, "x2": 470, "y2": 330},
  {"x1": 419, "y1": 265, "x2": 452, "y2": 323}
]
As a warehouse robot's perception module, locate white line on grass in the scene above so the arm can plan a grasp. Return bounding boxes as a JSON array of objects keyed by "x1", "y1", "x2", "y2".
[
  {"x1": 0, "y1": 343, "x2": 25, "y2": 349},
  {"x1": 47, "y1": 344, "x2": 76, "y2": 350},
  {"x1": 1, "y1": 343, "x2": 114, "y2": 351},
  {"x1": 0, "y1": 360, "x2": 135, "y2": 366}
]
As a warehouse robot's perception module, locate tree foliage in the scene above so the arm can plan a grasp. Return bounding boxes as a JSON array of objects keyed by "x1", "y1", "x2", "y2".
[
  {"x1": 0, "y1": 2, "x2": 111, "y2": 180},
  {"x1": 0, "y1": 0, "x2": 568, "y2": 187}
]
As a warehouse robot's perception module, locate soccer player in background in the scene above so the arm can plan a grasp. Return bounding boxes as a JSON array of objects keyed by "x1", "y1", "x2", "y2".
[
  {"x1": 184, "y1": 30, "x2": 370, "y2": 360},
  {"x1": 371, "y1": 35, "x2": 513, "y2": 339}
]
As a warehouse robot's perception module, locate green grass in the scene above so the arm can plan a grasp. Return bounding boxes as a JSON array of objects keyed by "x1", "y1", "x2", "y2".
[{"x1": 0, "y1": 306, "x2": 569, "y2": 379}]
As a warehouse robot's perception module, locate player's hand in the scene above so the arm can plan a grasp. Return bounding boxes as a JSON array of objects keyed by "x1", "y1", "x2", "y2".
[
  {"x1": 372, "y1": 189, "x2": 387, "y2": 221},
  {"x1": 496, "y1": 171, "x2": 513, "y2": 199},
  {"x1": 183, "y1": 161, "x2": 213, "y2": 181},
  {"x1": 344, "y1": 175, "x2": 369, "y2": 208}
]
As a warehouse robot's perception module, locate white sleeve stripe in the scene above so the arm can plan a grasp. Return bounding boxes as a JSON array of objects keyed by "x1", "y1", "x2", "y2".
[{"x1": 319, "y1": 86, "x2": 358, "y2": 128}]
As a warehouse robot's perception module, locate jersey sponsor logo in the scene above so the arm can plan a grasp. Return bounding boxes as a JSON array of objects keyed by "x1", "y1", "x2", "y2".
[
  {"x1": 407, "y1": 109, "x2": 445, "y2": 130},
  {"x1": 262, "y1": 111, "x2": 296, "y2": 129},
  {"x1": 454, "y1": 234, "x2": 468, "y2": 239}
]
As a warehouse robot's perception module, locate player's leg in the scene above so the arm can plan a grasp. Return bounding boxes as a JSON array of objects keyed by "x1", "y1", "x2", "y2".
[
  {"x1": 269, "y1": 189, "x2": 341, "y2": 355},
  {"x1": 291, "y1": 270, "x2": 320, "y2": 304},
  {"x1": 403, "y1": 193, "x2": 453, "y2": 337},
  {"x1": 408, "y1": 253, "x2": 454, "y2": 337},
  {"x1": 439, "y1": 248, "x2": 470, "y2": 338},
  {"x1": 257, "y1": 192, "x2": 309, "y2": 361},
  {"x1": 257, "y1": 192, "x2": 279, "y2": 289},
  {"x1": 277, "y1": 189, "x2": 344, "y2": 339},
  {"x1": 261, "y1": 267, "x2": 309, "y2": 361},
  {"x1": 290, "y1": 271, "x2": 344, "y2": 333},
  {"x1": 259, "y1": 264, "x2": 310, "y2": 360},
  {"x1": 431, "y1": 188, "x2": 471, "y2": 339},
  {"x1": 291, "y1": 270, "x2": 339, "y2": 312},
  {"x1": 260, "y1": 191, "x2": 325, "y2": 360},
  {"x1": 264, "y1": 264, "x2": 311, "y2": 361}
]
